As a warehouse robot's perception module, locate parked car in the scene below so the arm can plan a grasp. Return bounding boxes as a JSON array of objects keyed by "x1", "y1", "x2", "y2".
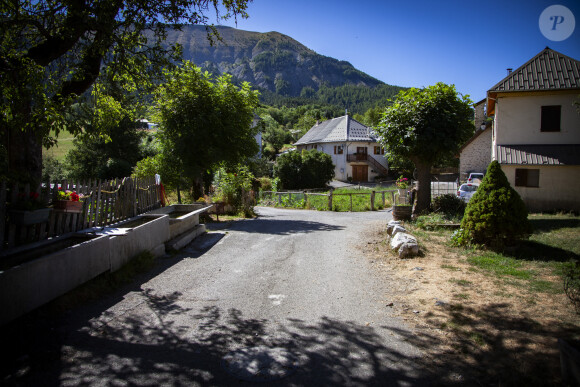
[
  {"x1": 467, "y1": 172, "x2": 484, "y2": 184},
  {"x1": 457, "y1": 183, "x2": 478, "y2": 202}
]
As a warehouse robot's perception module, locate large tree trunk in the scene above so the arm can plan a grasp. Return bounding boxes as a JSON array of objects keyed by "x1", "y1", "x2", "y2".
[
  {"x1": 6, "y1": 127, "x2": 43, "y2": 186},
  {"x1": 411, "y1": 158, "x2": 432, "y2": 216}
]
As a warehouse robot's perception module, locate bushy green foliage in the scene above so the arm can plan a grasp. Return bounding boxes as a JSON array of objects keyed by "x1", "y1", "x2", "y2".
[
  {"x1": 213, "y1": 165, "x2": 255, "y2": 214},
  {"x1": 431, "y1": 194, "x2": 466, "y2": 219},
  {"x1": 564, "y1": 260, "x2": 580, "y2": 314},
  {"x1": 274, "y1": 150, "x2": 335, "y2": 189},
  {"x1": 453, "y1": 161, "x2": 531, "y2": 247}
]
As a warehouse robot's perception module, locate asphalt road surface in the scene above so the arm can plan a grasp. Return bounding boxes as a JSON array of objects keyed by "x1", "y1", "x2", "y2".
[{"x1": 2, "y1": 207, "x2": 430, "y2": 386}]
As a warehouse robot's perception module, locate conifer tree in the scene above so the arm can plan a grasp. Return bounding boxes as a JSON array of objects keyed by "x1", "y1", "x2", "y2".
[{"x1": 454, "y1": 161, "x2": 532, "y2": 247}]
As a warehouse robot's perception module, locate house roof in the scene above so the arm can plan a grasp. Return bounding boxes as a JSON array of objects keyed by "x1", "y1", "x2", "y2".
[
  {"x1": 294, "y1": 115, "x2": 376, "y2": 145},
  {"x1": 487, "y1": 47, "x2": 580, "y2": 114},
  {"x1": 496, "y1": 144, "x2": 580, "y2": 165}
]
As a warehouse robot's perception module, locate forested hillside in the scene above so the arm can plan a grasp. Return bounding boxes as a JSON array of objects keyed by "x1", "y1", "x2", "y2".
[{"x1": 163, "y1": 25, "x2": 406, "y2": 114}]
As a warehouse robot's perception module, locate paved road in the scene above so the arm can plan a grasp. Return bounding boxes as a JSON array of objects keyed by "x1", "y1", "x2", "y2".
[{"x1": 2, "y1": 207, "x2": 430, "y2": 386}]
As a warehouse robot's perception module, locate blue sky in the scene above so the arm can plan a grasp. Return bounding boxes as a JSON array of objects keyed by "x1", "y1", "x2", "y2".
[{"x1": 216, "y1": 0, "x2": 580, "y2": 103}]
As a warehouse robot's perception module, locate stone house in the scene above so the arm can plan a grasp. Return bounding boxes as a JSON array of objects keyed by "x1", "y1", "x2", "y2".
[
  {"x1": 461, "y1": 47, "x2": 580, "y2": 211},
  {"x1": 294, "y1": 115, "x2": 388, "y2": 182},
  {"x1": 458, "y1": 99, "x2": 492, "y2": 181}
]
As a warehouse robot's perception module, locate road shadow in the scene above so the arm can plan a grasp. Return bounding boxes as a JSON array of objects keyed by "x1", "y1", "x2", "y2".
[
  {"x1": 0, "y1": 296, "x2": 430, "y2": 386},
  {"x1": 227, "y1": 217, "x2": 345, "y2": 235}
]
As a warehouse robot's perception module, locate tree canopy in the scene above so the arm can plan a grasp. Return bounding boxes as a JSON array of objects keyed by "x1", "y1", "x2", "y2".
[
  {"x1": 0, "y1": 0, "x2": 251, "y2": 185},
  {"x1": 376, "y1": 83, "x2": 473, "y2": 214},
  {"x1": 151, "y1": 62, "x2": 260, "y2": 196},
  {"x1": 274, "y1": 150, "x2": 335, "y2": 190}
]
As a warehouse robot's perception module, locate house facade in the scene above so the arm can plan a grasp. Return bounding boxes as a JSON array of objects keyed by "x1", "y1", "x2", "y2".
[
  {"x1": 294, "y1": 115, "x2": 388, "y2": 182},
  {"x1": 486, "y1": 48, "x2": 580, "y2": 211}
]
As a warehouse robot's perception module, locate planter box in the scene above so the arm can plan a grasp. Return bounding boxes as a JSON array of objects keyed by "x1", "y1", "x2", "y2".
[
  {"x1": 0, "y1": 233, "x2": 110, "y2": 325},
  {"x1": 53, "y1": 200, "x2": 83, "y2": 213},
  {"x1": 393, "y1": 205, "x2": 412, "y2": 221},
  {"x1": 9, "y1": 208, "x2": 51, "y2": 225}
]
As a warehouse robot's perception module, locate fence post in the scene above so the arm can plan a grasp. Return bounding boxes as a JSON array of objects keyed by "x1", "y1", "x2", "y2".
[
  {"x1": 370, "y1": 190, "x2": 375, "y2": 211},
  {"x1": 328, "y1": 189, "x2": 333, "y2": 211},
  {"x1": 278, "y1": 192, "x2": 282, "y2": 205},
  {"x1": 382, "y1": 192, "x2": 386, "y2": 206},
  {"x1": 0, "y1": 181, "x2": 6, "y2": 252},
  {"x1": 350, "y1": 194, "x2": 353, "y2": 212},
  {"x1": 303, "y1": 191, "x2": 307, "y2": 208}
]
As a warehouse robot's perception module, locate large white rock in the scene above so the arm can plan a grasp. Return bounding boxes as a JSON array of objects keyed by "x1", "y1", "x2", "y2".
[
  {"x1": 390, "y1": 232, "x2": 419, "y2": 258},
  {"x1": 386, "y1": 220, "x2": 402, "y2": 236},
  {"x1": 391, "y1": 225, "x2": 407, "y2": 236}
]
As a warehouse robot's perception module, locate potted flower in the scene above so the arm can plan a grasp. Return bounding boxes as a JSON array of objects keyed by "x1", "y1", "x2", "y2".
[
  {"x1": 396, "y1": 176, "x2": 409, "y2": 197},
  {"x1": 9, "y1": 191, "x2": 52, "y2": 225},
  {"x1": 53, "y1": 188, "x2": 84, "y2": 213}
]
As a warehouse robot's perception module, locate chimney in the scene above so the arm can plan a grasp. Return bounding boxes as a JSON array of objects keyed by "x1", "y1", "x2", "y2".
[{"x1": 507, "y1": 68, "x2": 513, "y2": 75}]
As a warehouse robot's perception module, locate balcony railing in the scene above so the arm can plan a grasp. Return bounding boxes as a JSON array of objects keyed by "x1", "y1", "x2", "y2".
[{"x1": 347, "y1": 153, "x2": 367, "y2": 162}]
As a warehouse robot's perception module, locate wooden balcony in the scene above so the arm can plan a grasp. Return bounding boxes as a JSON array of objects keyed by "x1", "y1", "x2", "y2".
[{"x1": 347, "y1": 153, "x2": 367, "y2": 162}]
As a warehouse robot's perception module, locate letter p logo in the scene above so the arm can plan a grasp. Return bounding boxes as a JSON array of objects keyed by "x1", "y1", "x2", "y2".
[
  {"x1": 550, "y1": 15, "x2": 565, "y2": 30},
  {"x1": 540, "y1": 5, "x2": 575, "y2": 41}
]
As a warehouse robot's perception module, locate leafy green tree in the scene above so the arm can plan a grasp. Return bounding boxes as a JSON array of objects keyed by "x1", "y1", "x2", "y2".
[
  {"x1": 154, "y1": 62, "x2": 260, "y2": 197},
  {"x1": 453, "y1": 161, "x2": 531, "y2": 247},
  {"x1": 376, "y1": 83, "x2": 473, "y2": 215},
  {"x1": 274, "y1": 150, "x2": 334, "y2": 189},
  {"x1": 0, "y1": 0, "x2": 250, "y2": 186}
]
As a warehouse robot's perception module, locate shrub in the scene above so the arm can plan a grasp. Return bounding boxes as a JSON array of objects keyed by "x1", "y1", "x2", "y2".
[
  {"x1": 431, "y1": 194, "x2": 466, "y2": 219},
  {"x1": 274, "y1": 149, "x2": 335, "y2": 189},
  {"x1": 453, "y1": 161, "x2": 531, "y2": 247},
  {"x1": 564, "y1": 260, "x2": 580, "y2": 314},
  {"x1": 258, "y1": 177, "x2": 273, "y2": 191}
]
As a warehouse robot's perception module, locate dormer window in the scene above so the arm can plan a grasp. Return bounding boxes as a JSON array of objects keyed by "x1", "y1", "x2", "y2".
[{"x1": 541, "y1": 105, "x2": 561, "y2": 132}]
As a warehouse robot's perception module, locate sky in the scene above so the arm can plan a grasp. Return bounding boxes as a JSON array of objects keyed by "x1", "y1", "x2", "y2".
[{"x1": 215, "y1": 0, "x2": 580, "y2": 103}]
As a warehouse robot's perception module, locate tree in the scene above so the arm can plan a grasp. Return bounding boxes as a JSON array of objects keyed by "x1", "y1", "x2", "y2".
[
  {"x1": 154, "y1": 62, "x2": 259, "y2": 197},
  {"x1": 453, "y1": 161, "x2": 531, "y2": 247},
  {"x1": 274, "y1": 150, "x2": 334, "y2": 189},
  {"x1": 376, "y1": 83, "x2": 473, "y2": 214},
  {"x1": 0, "y1": 0, "x2": 250, "y2": 186}
]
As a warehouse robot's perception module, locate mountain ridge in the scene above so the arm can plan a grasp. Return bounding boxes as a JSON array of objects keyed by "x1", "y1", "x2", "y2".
[{"x1": 164, "y1": 25, "x2": 389, "y2": 97}]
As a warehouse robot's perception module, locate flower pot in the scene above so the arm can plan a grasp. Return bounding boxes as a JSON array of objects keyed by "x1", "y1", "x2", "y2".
[
  {"x1": 393, "y1": 205, "x2": 412, "y2": 221},
  {"x1": 53, "y1": 200, "x2": 83, "y2": 213},
  {"x1": 9, "y1": 208, "x2": 52, "y2": 225},
  {"x1": 397, "y1": 188, "x2": 407, "y2": 197}
]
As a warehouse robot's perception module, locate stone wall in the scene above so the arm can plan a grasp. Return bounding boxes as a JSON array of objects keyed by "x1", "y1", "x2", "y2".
[{"x1": 459, "y1": 128, "x2": 492, "y2": 181}]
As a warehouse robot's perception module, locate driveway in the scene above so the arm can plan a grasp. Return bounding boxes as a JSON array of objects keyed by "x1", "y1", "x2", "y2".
[{"x1": 1, "y1": 207, "x2": 430, "y2": 386}]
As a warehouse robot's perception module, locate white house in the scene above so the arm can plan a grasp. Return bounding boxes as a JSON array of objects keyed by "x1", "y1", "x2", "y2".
[
  {"x1": 294, "y1": 115, "x2": 388, "y2": 182},
  {"x1": 485, "y1": 47, "x2": 580, "y2": 211}
]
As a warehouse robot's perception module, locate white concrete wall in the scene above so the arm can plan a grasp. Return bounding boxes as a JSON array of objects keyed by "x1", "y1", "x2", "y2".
[
  {"x1": 494, "y1": 92, "x2": 580, "y2": 145},
  {"x1": 460, "y1": 129, "x2": 492, "y2": 180},
  {"x1": 502, "y1": 165, "x2": 580, "y2": 211}
]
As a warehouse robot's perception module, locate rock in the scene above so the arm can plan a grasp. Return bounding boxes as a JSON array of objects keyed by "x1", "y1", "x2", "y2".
[
  {"x1": 398, "y1": 242, "x2": 419, "y2": 258},
  {"x1": 386, "y1": 221, "x2": 401, "y2": 236},
  {"x1": 392, "y1": 225, "x2": 407, "y2": 236},
  {"x1": 390, "y1": 232, "x2": 419, "y2": 258},
  {"x1": 410, "y1": 267, "x2": 424, "y2": 271}
]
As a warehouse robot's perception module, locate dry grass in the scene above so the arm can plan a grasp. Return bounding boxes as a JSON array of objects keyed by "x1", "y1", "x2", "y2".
[{"x1": 361, "y1": 221, "x2": 580, "y2": 386}]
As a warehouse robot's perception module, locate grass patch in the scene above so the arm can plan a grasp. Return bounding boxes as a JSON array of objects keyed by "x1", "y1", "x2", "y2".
[
  {"x1": 43, "y1": 129, "x2": 76, "y2": 162},
  {"x1": 467, "y1": 252, "x2": 534, "y2": 280},
  {"x1": 259, "y1": 185, "x2": 395, "y2": 212},
  {"x1": 441, "y1": 264, "x2": 461, "y2": 271},
  {"x1": 449, "y1": 278, "x2": 472, "y2": 287}
]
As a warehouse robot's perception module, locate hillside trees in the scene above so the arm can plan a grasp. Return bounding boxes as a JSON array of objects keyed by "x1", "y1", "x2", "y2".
[
  {"x1": 376, "y1": 83, "x2": 473, "y2": 215},
  {"x1": 150, "y1": 62, "x2": 259, "y2": 197},
  {"x1": 0, "y1": 0, "x2": 250, "y2": 186}
]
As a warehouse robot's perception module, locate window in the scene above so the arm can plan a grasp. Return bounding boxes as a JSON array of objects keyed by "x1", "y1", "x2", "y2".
[
  {"x1": 334, "y1": 145, "x2": 343, "y2": 154},
  {"x1": 515, "y1": 169, "x2": 539, "y2": 187},
  {"x1": 373, "y1": 146, "x2": 385, "y2": 155},
  {"x1": 541, "y1": 105, "x2": 561, "y2": 132}
]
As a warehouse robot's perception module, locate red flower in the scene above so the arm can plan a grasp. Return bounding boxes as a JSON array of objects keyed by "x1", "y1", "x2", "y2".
[{"x1": 70, "y1": 192, "x2": 80, "y2": 202}]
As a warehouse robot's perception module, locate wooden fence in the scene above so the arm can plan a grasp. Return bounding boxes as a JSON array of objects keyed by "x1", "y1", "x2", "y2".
[
  {"x1": 260, "y1": 189, "x2": 397, "y2": 212},
  {"x1": 0, "y1": 176, "x2": 161, "y2": 252}
]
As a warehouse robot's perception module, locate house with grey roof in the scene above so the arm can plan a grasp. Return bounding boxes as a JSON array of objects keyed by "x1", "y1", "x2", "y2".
[
  {"x1": 294, "y1": 115, "x2": 388, "y2": 182},
  {"x1": 479, "y1": 47, "x2": 580, "y2": 211}
]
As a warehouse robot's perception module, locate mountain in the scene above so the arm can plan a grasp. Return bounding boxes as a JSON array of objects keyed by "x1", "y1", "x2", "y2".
[{"x1": 163, "y1": 25, "x2": 403, "y2": 110}]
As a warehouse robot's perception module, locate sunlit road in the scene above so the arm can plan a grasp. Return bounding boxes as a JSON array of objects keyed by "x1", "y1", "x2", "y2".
[{"x1": 3, "y1": 207, "x2": 430, "y2": 386}]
